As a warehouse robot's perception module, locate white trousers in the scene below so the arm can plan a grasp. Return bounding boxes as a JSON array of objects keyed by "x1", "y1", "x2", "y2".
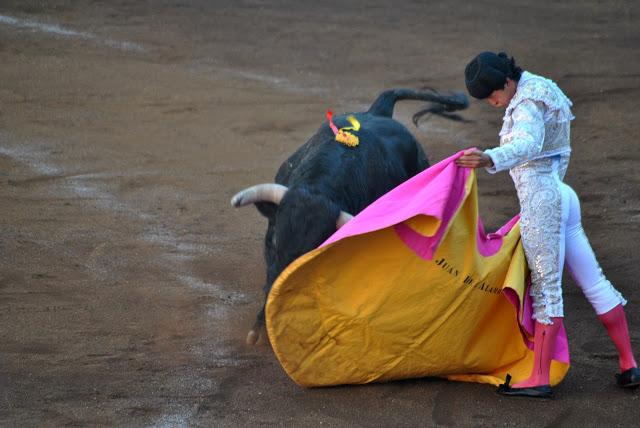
[
  {"x1": 559, "y1": 182, "x2": 626, "y2": 317},
  {"x1": 512, "y1": 157, "x2": 626, "y2": 324}
]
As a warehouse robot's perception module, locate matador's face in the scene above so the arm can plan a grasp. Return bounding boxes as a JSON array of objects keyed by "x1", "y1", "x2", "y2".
[{"x1": 485, "y1": 78, "x2": 517, "y2": 109}]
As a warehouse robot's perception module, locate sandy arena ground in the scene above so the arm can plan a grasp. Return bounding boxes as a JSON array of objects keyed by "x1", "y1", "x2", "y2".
[{"x1": 1, "y1": 1, "x2": 639, "y2": 426}]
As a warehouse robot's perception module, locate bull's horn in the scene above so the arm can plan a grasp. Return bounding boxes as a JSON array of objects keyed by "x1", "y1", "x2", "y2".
[
  {"x1": 336, "y1": 211, "x2": 354, "y2": 229},
  {"x1": 231, "y1": 183, "x2": 289, "y2": 207}
]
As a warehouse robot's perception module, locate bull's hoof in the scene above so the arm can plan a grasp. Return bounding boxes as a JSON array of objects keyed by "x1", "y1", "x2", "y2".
[
  {"x1": 246, "y1": 327, "x2": 266, "y2": 346},
  {"x1": 246, "y1": 329, "x2": 259, "y2": 345}
]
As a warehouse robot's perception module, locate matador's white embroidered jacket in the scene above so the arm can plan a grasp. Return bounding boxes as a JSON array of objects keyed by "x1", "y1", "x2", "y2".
[{"x1": 485, "y1": 70, "x2": 574, "y2": 174}]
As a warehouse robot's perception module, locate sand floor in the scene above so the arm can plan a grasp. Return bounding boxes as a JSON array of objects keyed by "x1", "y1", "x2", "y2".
[{"x1": 1, "y1": 1, "x2": 639, "y2": 426}]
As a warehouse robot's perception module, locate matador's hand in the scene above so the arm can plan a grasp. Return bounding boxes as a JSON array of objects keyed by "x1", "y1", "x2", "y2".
[{"x1": 455, "y1": 148, "x2": 494, "y2": 169}]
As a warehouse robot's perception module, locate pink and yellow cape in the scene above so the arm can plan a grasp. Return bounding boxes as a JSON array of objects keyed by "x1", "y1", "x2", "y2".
[{"x1": 266, "y1": 151, "x2": 570, "y2": 387}]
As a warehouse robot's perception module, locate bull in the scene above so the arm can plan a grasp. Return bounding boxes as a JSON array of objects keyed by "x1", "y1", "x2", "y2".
[{"x1": 232, "y1": 88, "x2": 468, "y2": 345}]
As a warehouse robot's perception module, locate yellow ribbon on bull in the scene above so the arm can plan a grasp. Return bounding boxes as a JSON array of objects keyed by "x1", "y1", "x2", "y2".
[
  {"x1": 335, "y1": 115, "x2": 360, "y2": 147},
  {"x1": 327, "y1": 110, "x2": 361, "y2": 147},
  {"x1": 265, "y1": 154, "x2": 570, "y2": 387}
]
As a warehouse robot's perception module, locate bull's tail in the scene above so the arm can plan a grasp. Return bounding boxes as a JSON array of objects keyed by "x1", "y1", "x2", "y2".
[{"x1": 366, "y1": 88, "x2": 469, "y2": 119}]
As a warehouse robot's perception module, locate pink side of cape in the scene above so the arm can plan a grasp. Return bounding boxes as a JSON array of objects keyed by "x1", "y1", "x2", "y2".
[{"x1": 321, "y1": 151, "x2": 570, "y2": 364}]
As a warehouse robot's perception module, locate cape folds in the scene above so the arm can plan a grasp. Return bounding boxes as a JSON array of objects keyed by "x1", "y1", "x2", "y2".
[{"x1": 266, "y1": 152, "x2": 570, "y2": 387}]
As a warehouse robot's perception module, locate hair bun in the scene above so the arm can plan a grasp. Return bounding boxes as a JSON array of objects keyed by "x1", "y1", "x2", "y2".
[{"x1": 497, "y1": 52, "x2": 521, "y2": 77}]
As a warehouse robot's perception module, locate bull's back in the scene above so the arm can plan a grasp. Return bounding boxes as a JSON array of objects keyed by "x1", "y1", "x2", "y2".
[
  {"x1": 275, "y1": 113, "x2": 425, "y2": 215},
  {"x1": 358, "y1": 114, "x2": 423, "y2": 159}
]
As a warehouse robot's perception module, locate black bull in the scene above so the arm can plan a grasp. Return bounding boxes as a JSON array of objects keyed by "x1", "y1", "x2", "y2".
[{"x1": 232, "y1": 88, "x2": 468, "y2": 345}]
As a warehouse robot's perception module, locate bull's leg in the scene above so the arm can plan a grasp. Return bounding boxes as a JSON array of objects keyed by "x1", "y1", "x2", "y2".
[
  {"x1": 247, "y1": 280, "x2": 273, "y2": 345},
  {"x1": 246, "y1": 304, "x2": 267, "y2": 346}
]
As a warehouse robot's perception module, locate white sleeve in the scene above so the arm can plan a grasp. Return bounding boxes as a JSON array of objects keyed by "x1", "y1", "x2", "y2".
[{"x1": 484, "y1": 99, "x2": 546, "y2": 173}]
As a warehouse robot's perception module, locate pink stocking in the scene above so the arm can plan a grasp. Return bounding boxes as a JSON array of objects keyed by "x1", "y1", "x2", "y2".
[
  {"x1": 598, "y1": 304, "x2": 637, "y2": 372},
  {"x1": 513, "y1": 317, "x2": 563, "y2": 388}
]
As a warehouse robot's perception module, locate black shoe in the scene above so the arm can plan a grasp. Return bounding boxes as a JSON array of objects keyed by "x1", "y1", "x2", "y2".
[
  {"x1": 496, "y1": 374, "x2": 553, "y2": 398},
  {"x1": 616, "y1": 367, "x2": 640, "y2": 388}
]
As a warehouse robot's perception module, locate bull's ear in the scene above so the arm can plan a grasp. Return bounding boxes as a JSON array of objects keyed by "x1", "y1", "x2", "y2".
[{"x1": 255, "y1": 201, "x2": 277, "y2": 218}]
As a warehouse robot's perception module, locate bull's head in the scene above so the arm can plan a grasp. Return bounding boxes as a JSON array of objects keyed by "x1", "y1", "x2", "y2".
[{"x1": 231, "y1": 183, "x2": 353, "y2": 345}]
